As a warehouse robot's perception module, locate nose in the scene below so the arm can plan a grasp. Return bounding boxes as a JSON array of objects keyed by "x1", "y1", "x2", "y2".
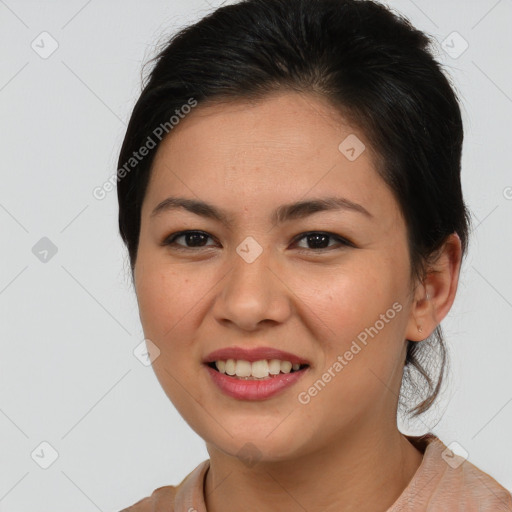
[{"x1": 212, "y1": 247, "x2": 293, "y2": 331}]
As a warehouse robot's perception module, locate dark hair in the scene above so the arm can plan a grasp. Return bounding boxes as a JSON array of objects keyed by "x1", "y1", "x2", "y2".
[{"x1": 117, "y1": 0, "x2": 472, "y2": 418}]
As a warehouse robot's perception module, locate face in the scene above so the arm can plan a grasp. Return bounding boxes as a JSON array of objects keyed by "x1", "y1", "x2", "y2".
[{"x1": 134, "y1": 91, "x2": 417, "y2": 461}]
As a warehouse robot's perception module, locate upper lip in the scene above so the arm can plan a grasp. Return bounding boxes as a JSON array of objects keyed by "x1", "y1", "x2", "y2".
[{"x1": 203, "y1": 346, "x2": 310, "y2": 365}]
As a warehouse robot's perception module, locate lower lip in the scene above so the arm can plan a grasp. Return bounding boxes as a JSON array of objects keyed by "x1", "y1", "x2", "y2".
[{"x1": 205, "y1": 365, "x2": 309, "y2": 401}]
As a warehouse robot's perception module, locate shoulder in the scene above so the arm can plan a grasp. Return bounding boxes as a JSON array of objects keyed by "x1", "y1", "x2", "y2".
[
  {"x1": 397, "y1": 434, "x2": 512, "y2": 511},
  {"x1": 447, "y1": 456, "x2": 512, "y2": 511},
  {"x1": 118, "y1": 459, "x2": 210, "y2": 512},
  {"x1": 119, "y1": 485, "x2": 178, "y2": 512}
]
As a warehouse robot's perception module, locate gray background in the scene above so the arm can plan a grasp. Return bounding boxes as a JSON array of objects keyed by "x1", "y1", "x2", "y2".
[{"x1": 1, "y1": 0, "x2": 511, "y2": 510}]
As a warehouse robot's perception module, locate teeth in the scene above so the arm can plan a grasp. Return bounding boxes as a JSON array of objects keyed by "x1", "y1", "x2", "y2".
[
  {"x1": 252, "y1": 359, "x2": 269, "y2": 378},
  {"x1": 268, "y1": 359, "x2": 281, "y2": 375},
  {"x1": 280, "y1": 361, "x2": 292, "y2": 374},
  {"x1": 224, "y1": 359, "x2": 236, "y2": 376},
  {"x1": 213, "y1": 359, "x2": 305, "y2": 379},
  {"x1": 235, "y1": 360, "x2": 252, "y2": 377}
]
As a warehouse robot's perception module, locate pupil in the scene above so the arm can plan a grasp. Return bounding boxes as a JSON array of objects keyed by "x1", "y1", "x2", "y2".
[
  {"x1": 308, "y1": 234, "x2": 328, "y2": 249},
  {"x1": 187, "y1": 233, "x2": 207, "y2": 246}
]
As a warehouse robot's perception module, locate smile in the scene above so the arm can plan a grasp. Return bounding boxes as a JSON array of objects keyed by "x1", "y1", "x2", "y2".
[
  {"x1": 204, "y1": 360, "x2": 310, "y2": 401},
  {"x1": 208, "y1": 359, "x2": 308, "y2": 379}
]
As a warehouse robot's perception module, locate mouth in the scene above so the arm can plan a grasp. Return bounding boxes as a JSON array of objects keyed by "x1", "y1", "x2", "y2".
[
  {"x1": 202, "y1": 346, "x2": 311, "y2": 399},
  {"x1": 204, "y1": 358, "x2": 310, "y2": 401},
  {"x1": 205, "y1": 359, "x2": 310, "y2": 380}
]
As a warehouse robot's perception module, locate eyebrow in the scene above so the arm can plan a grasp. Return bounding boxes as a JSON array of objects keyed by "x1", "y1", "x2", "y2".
[{"x1": 150, "y1": 195, "x2": 373, "y2": 225}]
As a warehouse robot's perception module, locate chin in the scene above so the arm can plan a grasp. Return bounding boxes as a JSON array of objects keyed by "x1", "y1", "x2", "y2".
[{"x1": 203, "y1": 425, "x2": 307, "y2": 464}]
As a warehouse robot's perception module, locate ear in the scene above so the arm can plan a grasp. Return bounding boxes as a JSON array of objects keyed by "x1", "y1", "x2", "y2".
[{"x1": 405, "y1": 232, "x2": 462, "y2": 342}]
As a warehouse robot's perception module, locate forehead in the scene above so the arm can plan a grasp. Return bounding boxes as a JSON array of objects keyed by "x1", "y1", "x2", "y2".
[
  {"x1": 153, "y1": 91, "x2": 367, "y2": 166},
  {"x1": 144, "y1": 91, "x2": 400, "y2": 226}
]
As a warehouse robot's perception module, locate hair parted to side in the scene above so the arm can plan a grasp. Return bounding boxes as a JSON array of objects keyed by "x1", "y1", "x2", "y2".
[{"x1": 117, "y1": 0, "x2": 472, "y2": 419}]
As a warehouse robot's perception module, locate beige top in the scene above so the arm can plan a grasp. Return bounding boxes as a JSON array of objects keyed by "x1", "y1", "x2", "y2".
[{"x1": 120, "y1": 434, "x2": 512, "y2": 511}]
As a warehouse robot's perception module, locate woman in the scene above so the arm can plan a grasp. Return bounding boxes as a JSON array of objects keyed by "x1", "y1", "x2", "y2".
[{"x1": 117, "y1": 0, "x2": 512, "y2": 510}]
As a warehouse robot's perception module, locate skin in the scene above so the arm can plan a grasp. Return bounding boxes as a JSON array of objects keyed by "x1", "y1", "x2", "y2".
[{"x1": 134, "y1": 91, "x2": 462, "y2": 512}]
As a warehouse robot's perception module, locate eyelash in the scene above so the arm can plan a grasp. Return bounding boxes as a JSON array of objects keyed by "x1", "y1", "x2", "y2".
[{"x1": 161, "y1": 230, "x2": 353, "y2": 253}]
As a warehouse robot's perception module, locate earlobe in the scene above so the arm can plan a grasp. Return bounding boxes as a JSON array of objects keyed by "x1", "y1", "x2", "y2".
[
  {"x1": 405, "y1": 233, "x2": 462, "y2": 342},
  {"x1": 405, "y1": 286, "x2": 434, "y2": 342},
  {"x1": 416, "y1": 290, "x2": 430, "y2": 335}
]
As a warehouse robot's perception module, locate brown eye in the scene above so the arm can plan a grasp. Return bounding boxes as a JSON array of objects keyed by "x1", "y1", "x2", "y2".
[
  {"x1": 293, "y1": 232, "x2": 352, "y2": 251},
  {"x1": 162, "y1": 230, "x2": 217, "y2": 249}
]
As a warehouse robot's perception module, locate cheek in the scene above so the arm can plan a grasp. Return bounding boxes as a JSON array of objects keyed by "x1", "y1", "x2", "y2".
[
  {"x1": 308, "y1": 264, "x2": 390, "y2": 340},
  {"x1": 135, "y1": 264, "x2": 201, "y2": 344},
  {"x1": 135, "y1": 266, "x2": 207, "y2": 406},
  {"x1": 305, "y1": 261, "x2": 406, "y2": 384}
]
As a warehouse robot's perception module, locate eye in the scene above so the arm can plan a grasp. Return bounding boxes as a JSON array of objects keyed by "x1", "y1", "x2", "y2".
[
  {"x1": 161, "y1": 230, "x2": 353, "y2": 252},
  {"x1": 161, "y1": 230, "x2": 217, "y2": 249},
  {"x1": 292, "y1": 231, "x2": 353, "y2": 252}
]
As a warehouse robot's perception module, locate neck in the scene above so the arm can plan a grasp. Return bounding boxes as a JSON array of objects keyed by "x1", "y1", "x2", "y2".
[{"x1": 204, "y1": 420, "x2": 424, "y2": 512}]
